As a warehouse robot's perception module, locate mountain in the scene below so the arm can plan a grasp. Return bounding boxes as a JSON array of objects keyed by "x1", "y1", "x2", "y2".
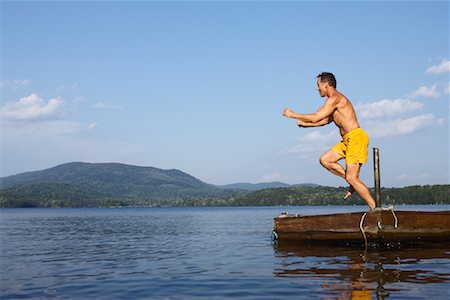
[
  {"x1": 0, "y1": 162, "x2": 241, "y2": 207},
  {"x1": 1, "y1": 162, "x2": 207, "y2": 190},
  {"x1": 218, "y1": 182, "x2": 319, "y2": 191}
]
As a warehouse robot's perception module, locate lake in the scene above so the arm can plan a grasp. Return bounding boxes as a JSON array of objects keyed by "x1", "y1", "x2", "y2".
[{"x1": 1, "y1": 205, "x2": 449, "y2": 299}]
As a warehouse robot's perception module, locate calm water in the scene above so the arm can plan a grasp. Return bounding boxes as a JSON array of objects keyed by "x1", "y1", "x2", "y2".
[{"x1": 1, "y1": 205, "x2": 449, "y2": 299}]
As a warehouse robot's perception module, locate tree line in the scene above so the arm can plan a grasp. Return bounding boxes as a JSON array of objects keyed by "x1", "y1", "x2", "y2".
[
  {"x1": 204, "y1": 185, "x2": 450, "y2": 207},
  {"x1": 0, "y1": 184, "x2": 448, "y2": 208}
]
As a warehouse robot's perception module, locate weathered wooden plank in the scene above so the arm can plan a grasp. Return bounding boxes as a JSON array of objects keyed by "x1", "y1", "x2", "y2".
[{"x1": 273, "y1": 210, "x2": 450, "y2": 245}]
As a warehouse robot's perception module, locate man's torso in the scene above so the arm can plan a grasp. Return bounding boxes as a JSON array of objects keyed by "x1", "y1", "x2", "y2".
[{"x1": 330, "y1": 92, "x2": 360, "y2": 137}]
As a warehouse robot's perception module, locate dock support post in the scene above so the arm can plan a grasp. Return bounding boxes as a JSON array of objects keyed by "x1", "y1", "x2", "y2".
[{"x1": 373, "y1": 148, "x2": 381, "y2": 207}]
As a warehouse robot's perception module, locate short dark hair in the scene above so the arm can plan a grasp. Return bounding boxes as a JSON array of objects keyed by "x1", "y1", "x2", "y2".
[{"x1": 317, "y1": 72, "x2": 336, "y2": 88}]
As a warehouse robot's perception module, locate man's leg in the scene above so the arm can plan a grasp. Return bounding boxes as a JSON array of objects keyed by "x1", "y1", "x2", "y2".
[
  {"x1": 345, "y1": 163, "x2": 376, "y2": 210},
  {"x1": 319, "y1": 149, "x2": 345, "y2": 178},
  {"x1": 320, "y1": 149, "x2": 354, "y2": 199}
]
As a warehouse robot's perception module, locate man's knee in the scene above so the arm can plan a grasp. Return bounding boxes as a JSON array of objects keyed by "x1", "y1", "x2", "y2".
[
  {"x1": 319, "y1": 155, "x2": 326, "y2": 167},
  {"x1": 319, "y1": 155, "x2": 330, "y2": 168},
  {"x1": 345, "y1": 173, "x2": 358, "y2": 186},
  {"x1": 345, "y1": 163, "x2": 362, "y2": 184}
]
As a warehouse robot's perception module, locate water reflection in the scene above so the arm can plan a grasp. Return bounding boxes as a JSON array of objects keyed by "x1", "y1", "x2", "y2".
[{"x1": 273, "y1": 242, "x2": 450, "y2": 299}]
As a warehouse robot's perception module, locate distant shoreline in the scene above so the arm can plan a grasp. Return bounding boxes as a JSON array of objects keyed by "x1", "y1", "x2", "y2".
[{"x1": 1, "y1": 184, "x2": 449, "y2": 208}]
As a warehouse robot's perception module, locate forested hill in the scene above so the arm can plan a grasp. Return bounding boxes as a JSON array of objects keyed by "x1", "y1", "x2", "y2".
[
  {"x1": 0, "y1": 162, "x2": 206, "y2": 189},
  {"x1": 0, "y1": 162, "x2": 239, "y2": 207}
]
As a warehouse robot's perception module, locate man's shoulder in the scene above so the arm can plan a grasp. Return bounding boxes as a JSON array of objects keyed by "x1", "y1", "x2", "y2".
[
  {"x1": 326, "y1": 92, "x2": 353, "y2": 112},
  {"x1": 326, "y1": 92, "x2": 346, "y2": 104},
  {"x1": 334, "y1": 92, "x2": 351, "y2": 105}
]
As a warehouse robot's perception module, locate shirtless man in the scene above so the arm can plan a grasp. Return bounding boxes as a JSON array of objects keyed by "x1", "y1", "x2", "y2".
[{"x1": 282, "y1": 72, "x2": 376, "y2": 210}]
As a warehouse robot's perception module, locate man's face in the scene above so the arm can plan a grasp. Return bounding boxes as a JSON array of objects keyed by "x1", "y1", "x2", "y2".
[{"x1": 317, "y1": 79, "x2": 328, "y2": 97}]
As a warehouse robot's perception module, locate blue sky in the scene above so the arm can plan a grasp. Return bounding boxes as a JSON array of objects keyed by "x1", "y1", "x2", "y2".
[{"x1": 1, "y1": 0, "x2": 449, "y2": 187}]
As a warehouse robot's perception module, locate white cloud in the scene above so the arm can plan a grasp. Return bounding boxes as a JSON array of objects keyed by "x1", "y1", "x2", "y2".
[
  {"x1": 1, "y1": 120, "x2": 89, "y2": 139},
  {"x1": 305, "y1": 130, "x2": 338, "y2": 144},
  {"x1": 365, "y1": 113, "x2": 442, "y2": 138},
  {"x1": 444, "y1": 83, "x2": 450, "y2": 94},
  {"x1": 410, "y1": 85, "x2": 440, "y2": 99},
  {"x1": 285, "y1": 130, "x2": 338, "y2": 155},
  {"x1": 303, "y1": 130, "x2": 336, "y2": 143},
  {"x1": 0, "y1": 93, "x2": 65, "y2": 122},
  {"x1": 93, "y1": 102, "x2": 123, "y2": 109},
  {"x1": 0, "y1": 79, "x2": 31, "y2": 90},
  {"x1": 74, "y1": 96, "x2": 87, "y2": 104},
  {"x1": 426, "y1": 59, "x2": 450, "y2": 75},
  {"x1": 357, "y1": 99, "x2": 423, "y2": 119}
]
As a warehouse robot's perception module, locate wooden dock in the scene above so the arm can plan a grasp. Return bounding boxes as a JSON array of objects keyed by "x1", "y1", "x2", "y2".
[
  {"x1": 273, "y1": 209, "x2": 450, "y2": 246},
  {"x1": 272, "y1": 148, "x2": 450, "y2": 247}
]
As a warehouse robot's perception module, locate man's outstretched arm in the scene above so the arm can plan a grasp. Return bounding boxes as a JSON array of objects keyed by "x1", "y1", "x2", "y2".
[
  {"x1": 283, "y1": 97, "x2": 337, "y2": 123},
  {"x1": 296, "y1": 117, "x2": 332, "y2": 128}
]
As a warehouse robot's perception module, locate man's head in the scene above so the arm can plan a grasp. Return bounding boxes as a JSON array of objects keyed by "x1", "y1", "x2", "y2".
[{"x1": 316, "y1": 72, "x2": 336, "y2": 97}]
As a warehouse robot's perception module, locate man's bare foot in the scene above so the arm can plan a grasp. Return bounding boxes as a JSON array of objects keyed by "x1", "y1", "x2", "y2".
[{"x1": 344, "y1": 186, "x2": 355, "y2": 200}]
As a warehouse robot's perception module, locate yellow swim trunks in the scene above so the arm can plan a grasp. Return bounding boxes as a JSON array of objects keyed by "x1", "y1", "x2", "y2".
[{"x1": 332, "y1": 128, "x2": 369, "y2": 165}]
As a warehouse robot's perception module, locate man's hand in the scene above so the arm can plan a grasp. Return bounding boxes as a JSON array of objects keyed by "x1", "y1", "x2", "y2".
[{"x1": 282, "y1": 108, "x2": 295, "y2": 118}]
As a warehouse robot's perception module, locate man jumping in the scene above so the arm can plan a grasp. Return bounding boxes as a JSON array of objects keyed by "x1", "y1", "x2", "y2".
[{"x1": 282, "y1": 72, "x2": 376, "y2": 210}]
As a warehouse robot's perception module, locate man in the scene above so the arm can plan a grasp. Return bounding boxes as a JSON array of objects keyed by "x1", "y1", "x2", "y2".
[{"x1": 282, "y1": 72, "x2": 376, "y2": 210}]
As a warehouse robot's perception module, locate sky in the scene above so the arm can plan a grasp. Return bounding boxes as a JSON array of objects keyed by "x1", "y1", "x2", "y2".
[{"x1": 1, "y1": 0, "x2": 449, "y2": 188}]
